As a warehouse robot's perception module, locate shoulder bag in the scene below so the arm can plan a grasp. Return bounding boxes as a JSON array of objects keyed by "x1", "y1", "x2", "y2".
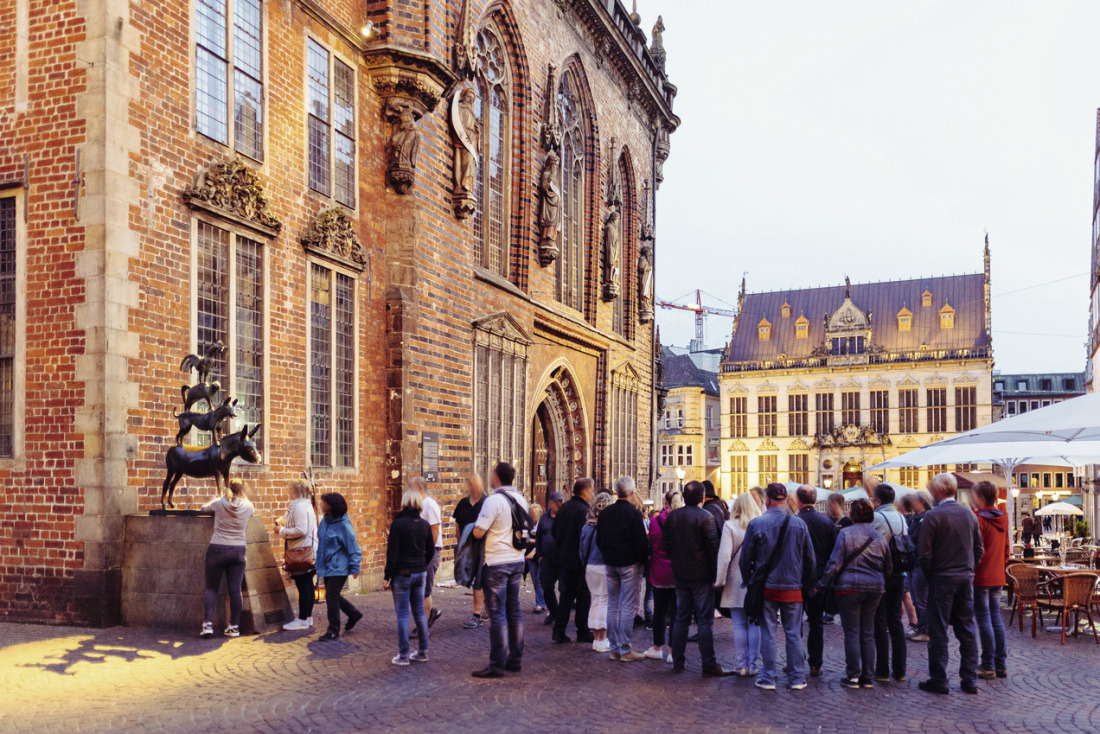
[
  {"x1": 820, "y1": 534, "x2": 876, "y2": 616},
  {"x1": 283, "y1": 508, "x2": 317, "y2": 576},
  {"x1": 744, "y1": 515, "x2": 790, "y2": 625}
]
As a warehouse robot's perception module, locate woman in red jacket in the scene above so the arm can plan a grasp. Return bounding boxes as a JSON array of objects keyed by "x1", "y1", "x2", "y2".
[{"x1": 971, "y1": 481, "x2": 1009, "y2": 680}]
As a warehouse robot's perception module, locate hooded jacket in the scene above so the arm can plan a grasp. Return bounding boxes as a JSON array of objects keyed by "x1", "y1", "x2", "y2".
[
  {"x1": 316, "y1": 513, "x2": 362, "y2": 578},
  {"x1": 202, "y1": 495, "x2": 255, "y2": 546},
  {"x1": 974, "y1": 508, "x2": 1009, "y2": 587}
]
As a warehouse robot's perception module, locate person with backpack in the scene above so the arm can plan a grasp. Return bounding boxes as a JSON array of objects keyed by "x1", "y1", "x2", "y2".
[
  {"x1": 596, "y1": 477, "x2": 651, "y2": 662},
  {"x1": 971, "y1": 480, "x2": 1009, "y2": 680},
  {"x1": 815, "y1": 498, "x2": 891, "y2": 689},
  {"x1": 470, "y1": 461, "x2": 530, "y2": 678},
  {"x1": 871, "y1": 483, "x2": 912, "y2": 683}
]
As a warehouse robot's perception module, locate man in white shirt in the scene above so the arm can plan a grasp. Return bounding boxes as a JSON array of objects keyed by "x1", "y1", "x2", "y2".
[
  {"x1": 471, "y1": 461, "x2": 528, "y2": 678},
  {"x1": 412, "y1": 476, "x2": 443, "y2": 628}
]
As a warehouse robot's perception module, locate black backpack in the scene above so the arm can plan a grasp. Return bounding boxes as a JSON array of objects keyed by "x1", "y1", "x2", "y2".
[
  {"x1": 499, "y1": 491, "x2": 533, "y2": 551},
  {"x1": 886, "y1": 514, "x2": 916, "y2": 574}
]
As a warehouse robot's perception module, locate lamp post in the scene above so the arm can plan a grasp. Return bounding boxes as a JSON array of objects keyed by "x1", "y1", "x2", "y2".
[{"x1": 675, "y1": 466, "x2": 686, "y2": 493}]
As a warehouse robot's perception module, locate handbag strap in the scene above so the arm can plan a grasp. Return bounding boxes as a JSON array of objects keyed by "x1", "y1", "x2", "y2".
[
  {"x1": 754, "y1": 515, "x2": 791, "y2": 585},
  {"x1": 836, "y1": 535, "x2": 876, "y2": 578}
]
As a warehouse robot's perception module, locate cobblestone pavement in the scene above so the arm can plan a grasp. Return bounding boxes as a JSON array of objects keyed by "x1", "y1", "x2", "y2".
[{"x1": 2, "y1": 583, "x2": 1099, "y2": 734}]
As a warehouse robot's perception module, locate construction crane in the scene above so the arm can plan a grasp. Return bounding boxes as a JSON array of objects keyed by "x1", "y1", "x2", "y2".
[{"x1": 656, "y1": 289, "x2": 738, "y2": 347}]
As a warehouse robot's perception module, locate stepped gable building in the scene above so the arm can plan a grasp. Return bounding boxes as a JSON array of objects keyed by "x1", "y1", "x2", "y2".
[
  {"x1": 0, "y1": 0, "x2": 678, "y2": 625},
  {"x1": 719, "y1": 244, "x2": 993, "y2": 494},
  {"x1": 657, "y1": 347, "x2": 720, "y2": 494}
]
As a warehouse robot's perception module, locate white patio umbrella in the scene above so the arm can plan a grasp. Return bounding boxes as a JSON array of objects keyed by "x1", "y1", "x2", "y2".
[{"x1": 1034, "y1": 501, "x2": 1084, "y2": 517}]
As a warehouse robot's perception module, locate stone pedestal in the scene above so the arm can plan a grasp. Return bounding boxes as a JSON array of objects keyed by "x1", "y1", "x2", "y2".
[{"x1": 121, "y1": 513, "x2": 291, "y2": 634}]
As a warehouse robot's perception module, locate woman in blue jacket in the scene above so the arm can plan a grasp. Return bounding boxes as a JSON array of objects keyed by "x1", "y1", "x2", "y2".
[{"x1": 316, "y1": 492, "x2": 363, "y2": 640}]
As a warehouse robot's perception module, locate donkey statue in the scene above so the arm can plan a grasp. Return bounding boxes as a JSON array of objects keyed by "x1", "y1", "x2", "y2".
[{"x1": 160, "y1": 424, "x2": 262, "y2": 509}]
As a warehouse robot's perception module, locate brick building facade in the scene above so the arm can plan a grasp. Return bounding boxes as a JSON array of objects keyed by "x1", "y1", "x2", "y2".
[{"x1": 0, "y1": 0, "x2": 678, "y2": 625}]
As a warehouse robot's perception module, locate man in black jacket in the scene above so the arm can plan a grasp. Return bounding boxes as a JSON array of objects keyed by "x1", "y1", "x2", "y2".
[
  {"x1": 796, "y1": 485, "x2": 836, "y2": 677},
  {"x1": 663, "y1": 480, "x2": 730, "y2": 676},
  {"x1": 918, "y1": 472, "x2": 983, "y2": 696},
  {"x1": 551, "y1": 478, "x2": 595, "y2": 644},
  {"x1": 536, "y1": 491, "x2": 563, "y2": 627},
  {"x1": 702, "y1": 481, "x2": 731, "y2": 617},
  {"x1": 596, "y1": 476, "x2": 650, "y2": 662}
]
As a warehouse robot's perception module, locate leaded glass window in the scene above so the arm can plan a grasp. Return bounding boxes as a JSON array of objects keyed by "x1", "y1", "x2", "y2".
[
  {"x1": 310, "y1": 262, "x2": 356, "y2": 468},
  {"x1": 307, "y1": 39, "x2": 356, "y2": 208},
  {"x1": 0, "y1": 198, "x2": 15, "y2": 458},
  {"x1": 610, "y1": 368, "x2": 640, "y2": 484},
  {"x1": 557, "y1": 71, "x2": 586, "y2": 311},
  {"x1": 196, "y1": 0, "x2": 264, "y2": 160},
  {"x1": 473, "y1": 324, "x2": 528, "y2": 490},
  {"x1": 470, "y1": 27, "x2": 510, "y2": 277}
]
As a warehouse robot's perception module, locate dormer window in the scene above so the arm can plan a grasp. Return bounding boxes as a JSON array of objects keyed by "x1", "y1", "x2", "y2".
[
  {"x1": 781, "y1": 301, "x2": 791, "y2": 318},
  {"x1": 758, "y1": 316, "x2": 771, "y2": 341},
  {"x1": 940, "y1": 302, "x2": 955, "y2": 329},
  {"x1": 897, "y1": 305, "x2": 912, "y2": 332},
  {"x1": 922, "y1": 290, "x2": 932, "y2": 307},
  {"x1": 795, "y1": 314, "x2": 808, "y2": 339}
]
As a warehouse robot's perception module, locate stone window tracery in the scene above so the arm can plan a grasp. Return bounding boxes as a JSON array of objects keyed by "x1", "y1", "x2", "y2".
[
  {"x1": 557, "y1": 70, "x2": 586, "y2": 311},
  {"x1": 610, "y1": 367, "x2": 639, "y2": 483},
  {"x1": 473, "y1": 317, "x2": 529, "y2": 488},
  {"x1": 470, "y1": 27, "x2": 511, "y2": 277}
]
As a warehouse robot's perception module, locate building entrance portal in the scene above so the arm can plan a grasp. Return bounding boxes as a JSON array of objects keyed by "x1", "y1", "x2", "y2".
[
  {"x1": 842, "y1": 460, "x2": 864, "y2": 489},
  {"x1": 529, "y1": 365, "x2": 588, "y2": 505}
]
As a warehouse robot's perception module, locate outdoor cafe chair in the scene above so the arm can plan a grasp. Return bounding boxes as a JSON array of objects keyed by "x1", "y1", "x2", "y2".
[
  {"x1": 1006, "y1": 563, "x2": 1045, "y2": 638},
  {"x1": 1038, "y1": 571, "x2": 1100, "y2": 645}
]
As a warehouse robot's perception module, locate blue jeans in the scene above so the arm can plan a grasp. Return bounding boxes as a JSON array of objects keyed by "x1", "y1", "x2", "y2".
[
  {"x1": 483, "y1": 561, "x2": 525, "y2": 671},
  {"x1": 606, "y1": 565, "x2": 640, "y2": 654},
  {"x1": 729, "y1": 607, "x2": 761, "y2": 671},
  {"x1": 836, "y1": 591, "x2": 881, "y2": 681},
  {"x1": 909, "y1": 567, "x2": 929, "y2": 634},
  {"x1": 671, "y1": 582, "x2": 716, "y2": 669},
  {"x1": 391, "y1": 572, "x2": 428, "y2": 657},
  {"x1": 527, "y1": 558, "x2": 545, "y2": 608},
  {"x1": 760, "y1": 599, "x2": 806, "y2": 686},
  {"x1": 927, "y1": 577, "x2": 979, "y2": 685},
  {"x1": 973, "y1": 586, "x2": 1006, "y2": 671},
  {"x1": 203, "y1": 544, "x2": 246, "y2": 626}
]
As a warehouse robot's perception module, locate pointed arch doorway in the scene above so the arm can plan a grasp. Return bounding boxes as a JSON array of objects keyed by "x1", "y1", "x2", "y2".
[{"x1": 529, "y1": 365, "x2": 588, "y2": 507}]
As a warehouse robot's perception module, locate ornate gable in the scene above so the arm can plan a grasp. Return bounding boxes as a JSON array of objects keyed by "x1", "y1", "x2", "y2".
[
  {"x1": 952, "y1": 373, "x2": 978, "y2": 386},
  {"x1": 869, "y1": 376, "x2": 890, "y2": 389},
  {"x1": 841, "y1": 377, "x2": 861, "y2": 390},
  {"x1": 827, "y1": 297, "x2": 869, "y2": 332},
  {"x1": 813, "y1": 377, "x2": 836, "y2": 390},
  {"x1": 897, "y1": 375, "x2": 919, "y2": 388},
  {"x1": 758, "y1": 438, "x2": 779, "y2": 452},
  {"x1": 757, "y1": 380, "x2": 777, "y2": 395},
  {"x1": 301, "y1": 208, "x2": 366, "y2": 271},
  {"x1": 727, "y1": 440, "x2": 749, "y2": 452},
  {"x1": 789, "y1": 438, "x2": 809, "y2": 450},
  {"x1": 925, "y1": 373, "x2": 947, "y2": 388},
  {"x1": 788, "y1": 379, "x2": 810, "y2": 393},
  {"x1": 184, "y1": 157, "x2": 282, "y2": 236},
  {"x1": 727, "y1": 384, "x2": 748, "y2": 395},
  {"x1": 473, "y1": 312, "x2": 533, "y2": 355},
  {"x1": 898, "y1": 436, "x2": 919, "y2": 448}
]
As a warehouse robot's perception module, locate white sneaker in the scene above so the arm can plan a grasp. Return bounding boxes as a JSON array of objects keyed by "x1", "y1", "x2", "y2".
[
  {"x1": 283, "y1": 618, "x2": 307, "y2": 631},
  {"x1": 664, "y1": 651, "x2": 674, "y2": 664},
  {"x1": 304, "y1": 616, "x2": 313, "y2": 628},
  {"x1": 200, "y1": 621, "x2": 213, "y2": 638},
  {"x1": 392, "y1": 654, "x2": 410, "y2": 666},
  {"x1": 593, "y1": 639, "x2": 611, "y2": 653},
  {"x1": 644, "y1": 646, "x2": 664, "y2": 660},
  {"x1": 224, "y1": 625, "x2": 240, "y2": 638}
]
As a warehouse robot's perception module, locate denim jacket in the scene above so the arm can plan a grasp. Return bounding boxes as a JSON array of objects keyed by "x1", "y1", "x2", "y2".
[
  {"x1": 316, "y1": 513, "x2": 362, "y2": 578},
  {"x1": 818, "y1": 524, "x2": 892, "y2": 594},
  {"x1": 739, "y1": 507, "x2": 815, "y2": 592}
]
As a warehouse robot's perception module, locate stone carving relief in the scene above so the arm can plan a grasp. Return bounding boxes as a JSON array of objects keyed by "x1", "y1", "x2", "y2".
[
  {"x1": 605, "y1": 137, "x2": 623, "y2": 209},
  {"x1": 454, "y1": 0, "x2": 479, "y2": 77},
  {"x1": 386, "y1": 102, "x2": 421, "y2": 194},
  {"x1": 301, "y1": 208, "x2": 366, "y2": 271},
  {"x1": 451, "y1": 84, "x2": 479, "y2": 219},
  {"x1": 183, "y1": 158, "x2": 282, "y2": 234},
  {"x1": 640, "y1": 179, "x2": 654, "y2": 242},
  {"x1": 602, "y1": 209, "x2": 621, "y2": 302},
  {"x1": 654, "y1": 124, "x2": 670, "y2": 187},
  {"x1": 540, "y1": 64, "x2": 563, "y2": 153},
  {"x1": 638, "y1": 242, "x2": 653, "y2": 322},
  {"x1": 538, "y1": 151, "x2": 562, "y2": 267}
]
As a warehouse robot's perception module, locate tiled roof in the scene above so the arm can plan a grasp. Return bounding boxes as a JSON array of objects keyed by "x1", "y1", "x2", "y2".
[
  {"x1": 663, "y1": 348, "x2": 719, "y2": 395},
  {"x1": 726, "y1": 273, "x2": 989, "y2": 364}
]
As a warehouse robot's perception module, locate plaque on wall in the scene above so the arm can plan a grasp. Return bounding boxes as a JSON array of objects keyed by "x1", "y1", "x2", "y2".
[{"x1": 422, "y1": 432, "x2": 439, "y2": 482}]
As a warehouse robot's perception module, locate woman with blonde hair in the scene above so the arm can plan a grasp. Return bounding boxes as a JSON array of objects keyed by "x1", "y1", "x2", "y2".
[
  {"x1": 383, "y1": 489, "x2": 435, "y2": 664},
  {"x1": 276, "y1": 478, "x2": 319, "y2": 631},
  {"x1": 715, "y1": 492, "x2": 763, "y2": 675},
  {"x1": 453, "y1": 473, "x2": 489, "y2": 628},
  {"x1": 580, "y1": 492, "x2": 615, "y2": 652},
  {"x1": 200, "y1": 478, "x2": 254, "y2": 638}
]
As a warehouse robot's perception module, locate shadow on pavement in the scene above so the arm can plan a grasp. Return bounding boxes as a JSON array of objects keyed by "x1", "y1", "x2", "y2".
[{"x1": 18, "y1": 627, "x2": 222, "y2": 675}]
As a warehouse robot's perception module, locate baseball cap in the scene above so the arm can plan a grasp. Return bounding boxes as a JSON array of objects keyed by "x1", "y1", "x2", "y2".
[
  {"x1": 765, "y1": 483, "x2": 788, "y2": 501},
  {"x1": 547, "y1": 491, "x2": 564, "y2": 503}
]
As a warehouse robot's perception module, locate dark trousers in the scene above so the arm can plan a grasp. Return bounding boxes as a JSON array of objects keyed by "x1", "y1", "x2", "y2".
[
  {"x1": 804, "y1": 586, "x2": 827, "y2": 669},
  {"x1": 324, "y1": 575, "x2": 359, "y2": 635},
  {"x1": 671, "y1": 582, "x2": 716, "y2": 669},
  {"x1": 540, "y1": 560, "x2": 561, "y2": 623},
  {"x1": 927, "y1": 577, "x2": 979, "y2": 685},
  {"x1": 652, "y1": 586, "x2": 677, "y2": 647},
  {"x1": 875, "y1": 575, "x2": 907, "y2": 678},
  {"x1": 292, "y1": 571, "x2": 316, "y2": 621},
  {"x1": 554, "y1": 566, "x2": 591, "y2": 637},
  {"x1": 837, "y1": 591, "x2": 881, "y2": 681},
  {"x1": 203, "y1": 543, "x2": 246, "y2": 626}
]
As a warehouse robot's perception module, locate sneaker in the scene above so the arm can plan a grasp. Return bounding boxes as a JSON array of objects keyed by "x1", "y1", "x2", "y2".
[
  {"x1": 754, "y1": 679, "x2": 777, "y2": 691},
  {"x1": 345, "y1": 610, "x2": 363, "y2": 632},
  {"x1": 734, "y1": 667, "x2": 750, "y2": 677},
  {"x1": 620, "y1": 651, "x2": 647, "y2": 662},
  {"x1": 860, "y1": 678, "x2": 874, "y2": 689},
  {"x1": 319, "y1": 630, "x2": 339, "y2": 641},
  {"x1": 304, "y1": 616, "x2": 313, "y2": 628},
  {"x1": 200, "y1": 621, "x2": 214, "y2": 638},
  {"x1": 977, "y1": 668, "x2": 996, "y2": 680},
  {"x1": 282, "y1": 618, "x2": 308, "y2": 631},
  {"x1": 906, "y1": 626, "x2": 920, "y2": 638},
  {"x1": 894, "y1": 674, "x2": 907, "y2": 682},
  {"x1": 410, "y1": 651, "x2": 429, "y2": 663},
  {"x1": 995, "y1": 668, "x2": 1007, "y2": 679},
  {"x1": 909, "y1": 633, "x2": 930, "y2": 642},
  {"x1": 665, "y1": 653, "x2": 674, "y2": 664},
  {"x1": 463, "y1": 614, "x2": 483, "y2": 629},
  {"x1": 593, "y1": 639, "x2": 610, "y2": 653},
  {"x1": 428, "y1": 609, "x2": 443, "y2": 628},
  {"x1": 392, "y1": 654, "x2": 410, "y2": 666},
  {"x1": 874, "y1": 675, "x2": 890, "y2": 684},
  {"x1": 224, "y1": 625, "x2": 240, "y2": 638},
  {"x1": 644, "y1": 646, "x2": 665, "y2": 660},
  {"x1": 840, "y1": 677, "x2": 860, "y2": 690},
  {"x1": 789, "y1": 681, "x2": 808, "y2": 690}
]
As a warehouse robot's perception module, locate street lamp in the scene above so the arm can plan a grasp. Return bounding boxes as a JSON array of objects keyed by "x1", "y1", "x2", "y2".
[{"x1": 675, "y1": 466, "x2": 686, "y2": 492}]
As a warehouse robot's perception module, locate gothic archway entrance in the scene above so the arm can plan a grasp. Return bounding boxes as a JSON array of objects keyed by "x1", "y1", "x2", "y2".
[
  {"x1": 529, "y1": 365, "x2": 588, "y2": 505},
  {"x1": 842, "y1": 460, "x2": 864, "y2": 489}
]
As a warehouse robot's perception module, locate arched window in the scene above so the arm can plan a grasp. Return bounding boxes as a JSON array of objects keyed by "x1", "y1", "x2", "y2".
[
  {"x1": 557, "y1": 71, "x2": 586, "y2": 311},
  {"x1": 470, "y1": 27, "x2": 511, "y2": 277}
]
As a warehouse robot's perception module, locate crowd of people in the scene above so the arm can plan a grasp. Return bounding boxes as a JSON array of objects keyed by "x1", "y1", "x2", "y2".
[{"x1": 195, "y1": 466, "x2": 1010, "y2": 694}]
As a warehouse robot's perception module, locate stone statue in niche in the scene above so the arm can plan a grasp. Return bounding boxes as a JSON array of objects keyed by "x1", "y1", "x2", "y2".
[
  {"x1": 451, "y1": 85, "x2": 480, "y2": 219},
  {"x1": 602, "y1": 209, "x2": 621, "y2": 302},
  {"x1": 638, "y1": 243, "x2": 654, "y2": 322},
  {"x1": 386, "y1": 102, "x2": 420, "y2": 194},
  {"x1": 537, "y1": 151, "x2": 562, "y2": 266},
  {"x1": 655, "y1": 124, "x2": 670, "y2": 187}
]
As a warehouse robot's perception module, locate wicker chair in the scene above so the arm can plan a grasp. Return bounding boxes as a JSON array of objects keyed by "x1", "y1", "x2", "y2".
[
  {"x1": 1006, "y1": 563, "x2": 1045, "y2": 638},
  {"x1": 1039, "y1": 572, "x2": 1100, "y2": 645},
  {"x1": 1065, "y1": 549, "x2": 1091, "y2": 568}
]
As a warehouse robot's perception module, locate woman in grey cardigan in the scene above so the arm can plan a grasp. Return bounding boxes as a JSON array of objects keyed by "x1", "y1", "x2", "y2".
[{"x1": 816, "y1": 498, "x2": 892, "y2": 689}]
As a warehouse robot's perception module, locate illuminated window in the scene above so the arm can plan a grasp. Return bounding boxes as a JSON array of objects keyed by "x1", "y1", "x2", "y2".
[
  {"x1": 795, "y1": 314, "x2": 809, "y2": 339},
  {"x1": 730, "y1": 454, "x2": 748, "y2": 493},
  {"x1": 897, "y1": 305, "x2": 912, "y2": 332},
  {"x1": 758, "y1": 316, "x2": 771, "y2": 341},
  {"x1": 940, "y1": 302, "x2": 955, "y2": 330},
  {"x1": 758, "y1": 453, "x2": 778, "y2": 484},
  {"x1": 788, "y1": 453, "x2": 808, "y2": 484}
]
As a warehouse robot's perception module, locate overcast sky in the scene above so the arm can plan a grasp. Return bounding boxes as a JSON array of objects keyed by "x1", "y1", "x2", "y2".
[{"x1": 652, "y1": 0, "x2": 1098, "y2": 374}]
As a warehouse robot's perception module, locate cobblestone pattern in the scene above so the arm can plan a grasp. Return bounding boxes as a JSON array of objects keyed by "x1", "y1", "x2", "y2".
[{"x1": 2, "y1": 585, "x2": 1098, "y2": 734}]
